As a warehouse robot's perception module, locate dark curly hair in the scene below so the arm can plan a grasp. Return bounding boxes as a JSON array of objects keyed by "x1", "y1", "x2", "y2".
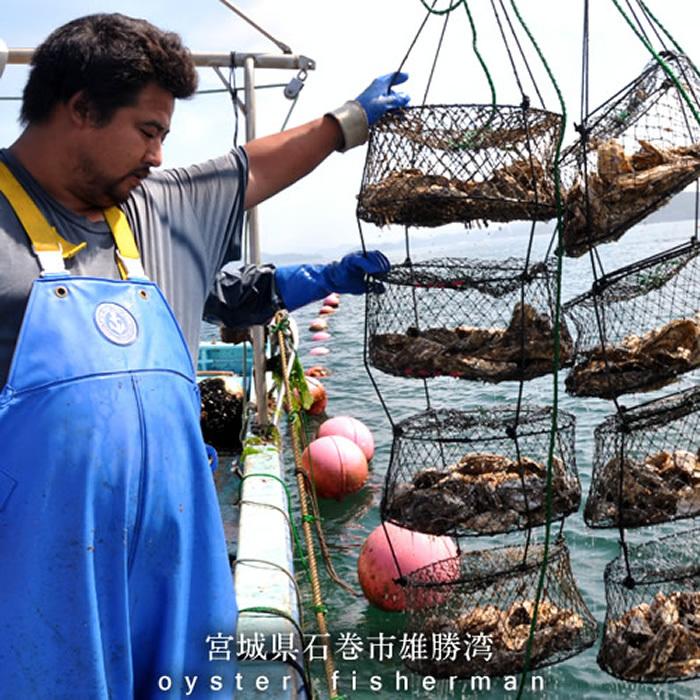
[{"x1": 21, "y1": 13, "x2": 198, "y2": 126}]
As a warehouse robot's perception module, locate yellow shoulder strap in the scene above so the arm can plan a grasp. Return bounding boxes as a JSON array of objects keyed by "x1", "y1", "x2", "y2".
[
  {"x1": 103, "y1": 206, "x2": 145, "y2": 280},
  {"x1": 0, "y1": 161, "x2": 86, "y2": 259},
  {"x1": 0, "y1": 161, "x2": 145, "y2": 280}
]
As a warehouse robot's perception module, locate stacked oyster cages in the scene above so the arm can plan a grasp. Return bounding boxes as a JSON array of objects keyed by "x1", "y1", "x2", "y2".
[
  {"x1": 356, "y1": 99, "x2": 598, "y2": 678},
  {"x1": 560, "y1": 50, "x2": 700, "y2": 684}
]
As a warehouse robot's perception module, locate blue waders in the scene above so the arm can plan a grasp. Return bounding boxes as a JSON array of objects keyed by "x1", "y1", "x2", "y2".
[{"x1": 0, "y1": 164, "x2": 237, "y2": 699}]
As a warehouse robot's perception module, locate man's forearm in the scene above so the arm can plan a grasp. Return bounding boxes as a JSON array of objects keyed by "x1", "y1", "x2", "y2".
[{"x1": 243, "y1": 115, "x2": 343, "y2": 209}]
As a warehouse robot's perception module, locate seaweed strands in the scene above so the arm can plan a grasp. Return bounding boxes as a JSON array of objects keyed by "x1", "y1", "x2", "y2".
[
  {"x1": 563, "y1": 139, "x2": 700, "y2": 257},
  {"x1": 370, "y1": 302, "x2": 573, "y2": 382},
  {"x1": 565, "y1": 315, "x2": 700, "y2": 399},
  {"x1": 585, "y1": 449, "x2": 700, "y2": 527},
  {"x1": 599, "y1": 591, "x2": 700, "y2": 682},
  {"x1": 416, "y1": 600, "x2": 587, "y2": 678},
  {"x1": 385, "y1": 452, "x2": 580, "y2": 536},
  {"x1": 357, "y1": 159, "x2": 556, "y2": 228}
]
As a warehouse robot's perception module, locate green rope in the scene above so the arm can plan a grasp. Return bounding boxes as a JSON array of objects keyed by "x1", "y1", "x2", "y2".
[
  {"x1": 238, "y1": 472, "x2": 312, "y2": 583},
  {"x1": 313, "y1": 604, "x2": 329, "y2": 615},
  {"x1": 463, "y1": 1, "x2": 497, "y2": 107},
  {"x1": 638, "y1": 1, "x2": 700, "y2": 79},
  {"x1": 238, "y1": 606, "x2": 316, "y2": 699},
  {"x1": 610, "y1": 0, "x2": 700, "y2": 127},
  {"x1": 507, "y1": 2, "x2": 567, "y2": 697}
]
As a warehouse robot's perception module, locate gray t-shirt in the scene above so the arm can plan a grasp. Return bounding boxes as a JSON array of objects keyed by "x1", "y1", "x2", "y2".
[{"x1": 0, "y1": 147, "x2": 248, "y2": 385}]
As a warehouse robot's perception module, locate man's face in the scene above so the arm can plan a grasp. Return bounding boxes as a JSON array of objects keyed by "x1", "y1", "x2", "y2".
[{"x1": 73, "y1": 82, "x2": 174, "y2": 208}]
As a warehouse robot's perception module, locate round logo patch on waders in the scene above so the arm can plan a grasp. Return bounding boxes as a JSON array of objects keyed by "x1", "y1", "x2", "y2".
[{"x1": 94, "y1": 302, "x2": 138, "y2": 345}]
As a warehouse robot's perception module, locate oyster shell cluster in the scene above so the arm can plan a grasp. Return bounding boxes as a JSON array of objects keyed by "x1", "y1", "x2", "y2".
[
  {"x1": 599, "y1": 591, "x2": 700, "y2": 681},
  {"x1": 566, "y1": 315, "x2": 700, "y2": 398},
  {"x1": 586, "y1": 449, "x2": 700, "y2": 527},
  {"x1": 370, "y1": 302, "x2": 573, "y2": 382},
  {"x1": 563, "y1": 139, "x2": 700, "y2": 257},
  {"x1": 387, "y1": 451, "x2": 580, "y2": 535},
  {"x1": 358, "y1": 159, "x2": 556, "y2": 228},
  {"x1": 413, "y1": 600, "x2": 587, "y2": 677}
]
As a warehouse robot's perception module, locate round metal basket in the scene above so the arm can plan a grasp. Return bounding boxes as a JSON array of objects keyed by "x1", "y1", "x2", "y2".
[
  {"x1": 357, "y1": 104, "x2": 563, "y2": 228},
  {"x1": 367, "y1": 256, "x2": 572, "y2": 384},
  {"x1": 584, "y1": 385, "x2": 700, "y2": 529},
  {"x1": 598, "y1": 529, "x2": 700, "y2": 683},
  {"x1": 563, "y1": 240, "x2": 700, "y2": 399},
  {"x1": 403, "y1": 538, "x2": 597, "y2": 678},
  {"x1": 560, "y1": 53, "x2": 700, "y2": 257},
  {"x1": 381, "y1": 406, "x2": 580, "y2": 537}
]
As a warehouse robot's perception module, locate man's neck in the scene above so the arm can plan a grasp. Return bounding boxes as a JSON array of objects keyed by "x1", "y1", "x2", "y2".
[{"x1": 9, "y1": 128, "x2": 105, "y2": 222}]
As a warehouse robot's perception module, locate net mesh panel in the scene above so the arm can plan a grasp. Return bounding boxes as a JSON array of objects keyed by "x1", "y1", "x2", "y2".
[
  {"x1": 563, "y1": 240, "x2": 700, "y2": 399},
  {"x1": 561, "y1": 53, "x2": 700, "y2": 257},
  {"x1": 598, "y1": 528, "x2": 700, "y2": 683},
  {"x1": 356, "y1": 105, "x2": 563, "y2": 228},
  {"x1": 367, "y1": 257, "x2": 573, "y2": 383},
  {"x1": 380, "y1": 406, "x2": 580, "y2": 537},
  {"x1": 584, "y1": 385, "x2": 700, "y2": 529},
  {"x1": 403, "y1": 539, "x2": 597, "y2": 678}
]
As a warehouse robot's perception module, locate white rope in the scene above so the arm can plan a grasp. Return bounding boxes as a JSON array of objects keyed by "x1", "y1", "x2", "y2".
[{"x1": 216, "y1": 0, "x2": 292, "y2": 54}]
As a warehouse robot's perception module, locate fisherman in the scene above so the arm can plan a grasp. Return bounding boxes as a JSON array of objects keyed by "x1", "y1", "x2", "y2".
[{"x1": 0, "y1": 13, "x2": 408, "y2": 698}]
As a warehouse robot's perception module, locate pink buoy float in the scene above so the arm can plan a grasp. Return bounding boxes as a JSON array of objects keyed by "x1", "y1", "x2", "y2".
[
  {"x1": 301, "y1": 435, "x2": 368, "y2": 500},
  {"x1": 357, "y1": 522, "x2": 459, "y2": 612},
  {"x1": 308, "y1": 318, "x2": 327, "y2": 332},
  {"x1": 318, "y1": 305, "x2": 335, "y2": 315},
  {"x1": 304, "y1": 376, "x2": 327, "y2": 415},
  {"x1": 311, "y1": 331, "x2": 331, "y2": 342},
  {"x1": 309, "y1": 346, "x2": 330, "y2": 356},
  {"x1": 323, "y1": 293, "x2": 340, "y2": 307},
  {"x1": 318, "y1": 416, "x2": 375, "y2": 461},
  {"x1": 305, "y1": 365, "x2": 331, "y2": 378}
]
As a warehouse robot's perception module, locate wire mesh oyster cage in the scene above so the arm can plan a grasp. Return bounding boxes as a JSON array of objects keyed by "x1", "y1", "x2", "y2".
[
  {"x1": 561, "y1": 53, "x2": 700, "y2": 257},
  {"x1": 356, "y1": 104, "x2": 563, "y2": 228},
  {"x1": 563, "y1": 240, "x2": 700, "y2": 399},
  {"x1": 366, "y1": 257, "x2": 573, "y2": 383},
  {"x1": 380, "y1": 406, "x2": 580, "y2": 537},
  {"x1": 403, "y1": 538, "x2": 597, "y2": 678},
  {"x1": 598, "y1": 528, "x2": 700, "y2": 683},
  {"x1": 584, "y1": 385, "x2": 700, "y2": 529}
]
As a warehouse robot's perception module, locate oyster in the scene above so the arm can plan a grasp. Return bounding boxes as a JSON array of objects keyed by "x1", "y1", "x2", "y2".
[
  {"x1": 370, "y1": 302, "x2": 573, "y2": 382},
  {"x1": 386, "y1": 450, "x2": 580, "y2": 536},
  {"x1": 600, "y1": 591, "x2": 700, "y2": 681},
  {"x1": 357, "y1": 158, "x2": 556, "y2": 228},
  {"x1": 563, "y1": 138, "x2": 700, "y2": 257},
  {"x1": 566, "y1": 316, "x2": 700, "y2": 399},
  {"x1": 585, "y1": 449, "x2": 700, "y2": 527},
  {"x1": 413, "y1": 599, "x2": 588, "y2": 677}
]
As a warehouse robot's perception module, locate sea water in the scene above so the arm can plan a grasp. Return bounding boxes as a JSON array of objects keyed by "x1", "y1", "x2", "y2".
[{"x1": 206, "y1": 220, "x2": 700, "y2": 699}]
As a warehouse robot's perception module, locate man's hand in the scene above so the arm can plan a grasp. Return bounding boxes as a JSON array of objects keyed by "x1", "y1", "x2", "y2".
[
  {"x1": 355, "y1": 72, "x2": 410, "y2": 126},
  {"x1": 274, "y1": 250, "x2": 391, "y2": 312}
]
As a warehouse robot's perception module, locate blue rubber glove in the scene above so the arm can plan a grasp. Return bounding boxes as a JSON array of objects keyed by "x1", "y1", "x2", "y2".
[
  {"x1": 356, "y1": 72, "x2": 410, "y2": 126},
  {"x1": 274, "y1": 251, "x2": 390, "y2": 312}
]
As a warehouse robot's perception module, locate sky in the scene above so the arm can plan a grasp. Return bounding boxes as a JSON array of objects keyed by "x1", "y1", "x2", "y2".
[{"x1": 1, "y1": 0, "x2": 699, "y2": 259}]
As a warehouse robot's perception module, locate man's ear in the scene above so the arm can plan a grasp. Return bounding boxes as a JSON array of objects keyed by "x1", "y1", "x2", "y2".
[{"x1": 66, "y1": 90, "x2": 95, "y2": 127}]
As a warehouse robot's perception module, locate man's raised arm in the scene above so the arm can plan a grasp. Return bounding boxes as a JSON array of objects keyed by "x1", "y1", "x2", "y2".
[{"x1": 243, "y1": 72, "x2": 409, "y2": 210}]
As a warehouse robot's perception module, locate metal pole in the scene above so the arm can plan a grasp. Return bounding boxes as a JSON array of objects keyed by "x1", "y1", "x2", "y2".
[
  {"x1": 3, "y1": 47, "x2": 314, "y2": 71},
  {"x1": 244, "y1": 56, "x2": 269, "y2": 428}
]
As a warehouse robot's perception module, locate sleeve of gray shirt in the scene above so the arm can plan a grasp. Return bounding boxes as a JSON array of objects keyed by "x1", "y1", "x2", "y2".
[
  {"x1": 203, "y1": 262, "x2": 285, "y2": 329},
  {"x1": 122, "y1": 146, "x2": 283, "y2": 358}
]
